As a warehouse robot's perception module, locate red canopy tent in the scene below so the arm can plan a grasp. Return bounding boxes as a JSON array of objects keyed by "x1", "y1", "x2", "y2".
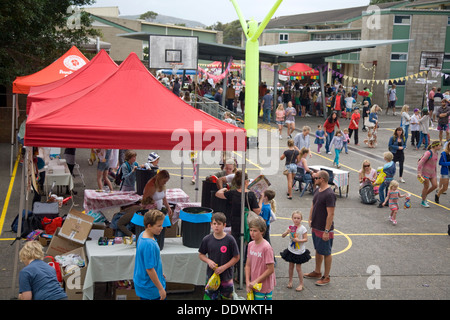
[
  {"x1": 13, "y1": 46, "x2": 89, "y2": 95},
  {"x1": 25, "y1": 52, "x2": 246, "y2": 152},
  {"x1": 26, "y1": 50, "x2": 118, "y2": 114},
  {"x1": 278, "y1": 63, "x2": 319, "y2": 76}
]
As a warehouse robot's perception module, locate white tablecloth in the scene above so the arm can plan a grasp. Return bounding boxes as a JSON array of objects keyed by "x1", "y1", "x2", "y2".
[
  {"x1": 309, "y1": 165, "x2": 350, "y2": 197},
  {"x1": 44, "y1": 162, "x2": 74, "y2": 192},
  {"x1": 83, "y1": 237, "x2": 206, "y2": 300}
]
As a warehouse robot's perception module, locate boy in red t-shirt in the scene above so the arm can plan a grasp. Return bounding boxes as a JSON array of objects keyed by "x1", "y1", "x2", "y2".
[{"x1": 348, "y1": 107, "x2": 361, "y2": 145}]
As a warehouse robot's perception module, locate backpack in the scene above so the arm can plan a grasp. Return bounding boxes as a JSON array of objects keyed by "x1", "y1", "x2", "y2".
[
  {"x1": 114, "y1": 162, "x2": 131, "y2": 186},
  {"x1": 114, "y1": 166, "x2": 124, "y2": 186},
  {"x1": 418, "y1": 150, "x2": 432, "y2": 164},
  {"x1": 359, "y1": 184, "x2": 377, "y2": 205}
]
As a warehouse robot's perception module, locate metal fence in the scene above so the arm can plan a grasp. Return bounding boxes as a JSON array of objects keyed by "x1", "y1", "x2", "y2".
[{"x1": 190, "y1": 94, "x2": 238, "y2": 121}]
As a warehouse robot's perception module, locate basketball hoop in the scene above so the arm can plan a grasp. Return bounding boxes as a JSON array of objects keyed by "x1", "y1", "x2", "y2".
[{"x1": 170, "y1": 62, "x2": 184, "y2": 75}]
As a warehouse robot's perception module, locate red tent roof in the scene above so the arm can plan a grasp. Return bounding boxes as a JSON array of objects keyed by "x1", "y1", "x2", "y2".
[
  {"x1": 13, "y1": 46, "x2": 89, "y2": 94},
  {"x1": 25, "y1": 52, "x2": 246, "y2": 151},
  {"x1": 278, "y1": 63, "x2": 319, "y2": 76},
  {"x1": 26, "y1": 50, "x2": 118, "y2": 114}
]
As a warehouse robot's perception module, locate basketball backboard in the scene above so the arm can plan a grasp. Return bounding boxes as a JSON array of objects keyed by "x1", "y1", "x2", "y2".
[
  {"x1": 148, "y1": 35, "x2": 198, "y2": 70},
  {"x1": 419, "y1": 51, "x2": 444, "y2": 72}
]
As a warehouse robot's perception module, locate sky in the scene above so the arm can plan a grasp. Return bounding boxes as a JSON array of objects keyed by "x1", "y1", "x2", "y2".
[{"x1": 85, "y1": 0, "x2": 372, "y2": 26}]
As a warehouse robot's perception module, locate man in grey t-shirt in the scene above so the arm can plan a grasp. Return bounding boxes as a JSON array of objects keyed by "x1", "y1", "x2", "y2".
[
  {"x1": 261, "y1": 90, "x2": 273, "y2": 124},
  {"x1": 386, "y1": 84, "x2": 397, "y2": 115}
]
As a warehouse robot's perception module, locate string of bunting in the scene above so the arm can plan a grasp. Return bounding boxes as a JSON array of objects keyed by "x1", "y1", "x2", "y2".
[
  {"x1": 197, "y1": 58, "x2": 235, "y2": 83},
  {"x1": 261, "y1": 63, "x2": 450, "y2": 84}
]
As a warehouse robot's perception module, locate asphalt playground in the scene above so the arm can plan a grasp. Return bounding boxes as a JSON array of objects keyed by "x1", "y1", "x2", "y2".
[{"x1": 0, "y1": 112, "x2": 449, "y2": 301}]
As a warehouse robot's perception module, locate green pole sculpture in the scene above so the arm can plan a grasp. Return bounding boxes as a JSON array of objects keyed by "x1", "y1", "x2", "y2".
[{"x1": 230, "y1": 0, "x2": 283, "y2": 139}]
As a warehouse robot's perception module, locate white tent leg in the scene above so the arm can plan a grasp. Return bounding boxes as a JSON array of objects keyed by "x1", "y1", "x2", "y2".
[
  {"x1": 239, "y1": 150, "x2": 247, "y2": 289},
  {"x1": 180, "y1": 150, "x2": 184, "y2": 190},
  {"x1": 10, "y1": 94, "x2": 16, "y2": 176},
  {"x1": 194, "y1": 155, "x2": 200, "y2": 202}
]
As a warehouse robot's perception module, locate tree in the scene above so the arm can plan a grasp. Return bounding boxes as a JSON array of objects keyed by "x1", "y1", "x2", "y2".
[
  {"x1": 0, "y1": 0, "x2": 100, "y2": 85},
  {"x1": 207, "y1": 20, "x2": 242, "y2": 46},
  {"x1": 140, "y1": 11, "x2": 158, "y2": 21}
]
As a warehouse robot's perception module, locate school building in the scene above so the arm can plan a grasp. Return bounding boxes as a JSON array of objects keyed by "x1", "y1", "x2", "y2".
[{"x1": 261, "y1": 0, "x2": 450, "y2": 108}]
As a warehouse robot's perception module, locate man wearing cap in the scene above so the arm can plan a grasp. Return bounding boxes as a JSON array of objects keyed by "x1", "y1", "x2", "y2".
[{"x1": 410, "y1": 108, "x2": 421, "y2": 148}]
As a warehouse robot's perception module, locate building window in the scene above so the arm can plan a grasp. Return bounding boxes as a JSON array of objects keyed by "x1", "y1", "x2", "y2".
[
  {"x1": 394, "y1": 15, "x2": 411, "y2": 25},
  {"x1": 444, "y1": 53, "x2": 450, "y2": 62},
  {"x1": 279, "y1": 33, "x2": 289, "y2": 43},
  {"x1": 311, "y1": 32, "x2": 360, "y2": 41},
  {"x1": 391, "y1": 53, "x2": 408, "y2": 61}
]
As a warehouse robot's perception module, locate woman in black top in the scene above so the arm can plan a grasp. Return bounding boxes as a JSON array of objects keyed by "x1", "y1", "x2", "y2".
[
  {"x1": 281, "y1": 139, "x2": 301, "y2": 199},
  {"x1": 215, "y1": 170, "x2": 260, "y2": 252},
  {"x1": 388, "y1": 127, "x2": 406, "y2": 183}
]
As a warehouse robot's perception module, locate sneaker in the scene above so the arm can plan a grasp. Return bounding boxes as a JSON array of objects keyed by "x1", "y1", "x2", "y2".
[
  {"x1": 377, "y1": 203, "x2": 384, "y2": 208},
  {"x1": 327, "y1": 152, "x2": 332, "y2": 155},
  {"x1": 279, "y1": 135, "x2": 283, "y2": 140},
  {"x1": 88, "y1": 159, "x2": 93, "y2": 166},
  {"x1": 304, "y1": 271, "x2": 322, "y2": 279},
  {"x1": 435, "y1": 194, "x2": 440, "y2": 204},
  {"x1": 392, "y1": 219, "x2": 397, "y2": 225},
  {"x1": 399, "y1": 178, "x2": 405, "y2": 183},
  {"x1": 315, "y1": 276, "x2": 330, "y2": 286},
  {"x1": 421, "y1": 201, "x2": 430, "y2": 208},
  {"x1": 389, "y1": 216, "x2": 393, "y2": 222}
]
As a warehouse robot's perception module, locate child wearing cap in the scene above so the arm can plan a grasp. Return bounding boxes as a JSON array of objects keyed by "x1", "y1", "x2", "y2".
[
  {"x1": 410, "y1": 108, "x2": 421, "y2": 148},
  {"x1": 143, "y1": 152, "x2": 160, "y2": 171}
]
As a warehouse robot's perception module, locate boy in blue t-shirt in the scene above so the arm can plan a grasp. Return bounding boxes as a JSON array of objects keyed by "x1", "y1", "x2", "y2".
[
  {"x1": 133, "y1": 209, "x2": 166, "y2": 300},
  {"x1": 258, "y1": 189, "x2": 276, "y2": 244}
]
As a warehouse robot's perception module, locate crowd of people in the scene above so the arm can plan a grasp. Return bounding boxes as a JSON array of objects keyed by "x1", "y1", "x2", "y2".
[{"x1": 19, "y1": 70, "x2": 449, "y2": 300}]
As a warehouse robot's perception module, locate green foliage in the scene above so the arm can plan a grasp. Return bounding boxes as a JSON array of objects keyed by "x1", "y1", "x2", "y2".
[
  {"x1": 139, "y1": 11, "x2": 158, "y2": 20},
  {"x1": 207, "y1": 20, "x2": 242, "y2": 46},
  {"x1": 0, "y1": 0, "x2": 100, "y2": 85}
]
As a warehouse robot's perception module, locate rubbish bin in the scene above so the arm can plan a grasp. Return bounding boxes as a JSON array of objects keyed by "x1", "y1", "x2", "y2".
[
  {"x1": 131, "y1": 210, "x2": 167, "y2": 250},
  {"x1": 180, "y1": 207, "x2": 213, "y2": 248},
  {"x1": 201, "y1": 180, "x2": 218, "y2": 208},
  {"x1": 136, "y1": 168, "x2": 157, "y2": 195},
  {"x1": 210, "y1": 191, "x2": 231, "y2": 225}
]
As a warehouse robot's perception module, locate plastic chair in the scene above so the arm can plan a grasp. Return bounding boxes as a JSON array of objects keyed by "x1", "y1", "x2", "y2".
[{"x1": 293, "y1": 167, "x2": 314, "y2": 197}]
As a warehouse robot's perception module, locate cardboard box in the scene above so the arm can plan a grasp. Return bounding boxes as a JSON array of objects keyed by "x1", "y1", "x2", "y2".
[
  {"x1": 59, "y1": 209, "x2": 94, "y2": 244},
  {"x1": 115, "y1": 288, "x2": 140, "y2": 300},
  {"x1": 46, "y1": 228, "x2": 83, "y2": 257},
  {"x1": 165, "y1": 220, "x2": 180, "y2": 238},
  {"x1": 60, "y1": 247, "x2": 88, "y2": 301}
]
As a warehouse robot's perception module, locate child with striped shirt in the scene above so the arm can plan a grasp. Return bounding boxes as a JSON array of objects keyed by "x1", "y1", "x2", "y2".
[{"x1": 382, "y1": 180, "x2": 407, "y2": 225}]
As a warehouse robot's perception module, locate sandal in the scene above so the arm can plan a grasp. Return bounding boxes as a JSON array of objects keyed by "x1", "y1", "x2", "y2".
[
  {"x1": 287, "y1": 196, "x2": 292, "y2": 200},
  {"x1": 287, "y1": 282, "x2": 293, "y2": 289},
  {"x1": 295, "y1": 286, "x2": 304, "y2": 292}
]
